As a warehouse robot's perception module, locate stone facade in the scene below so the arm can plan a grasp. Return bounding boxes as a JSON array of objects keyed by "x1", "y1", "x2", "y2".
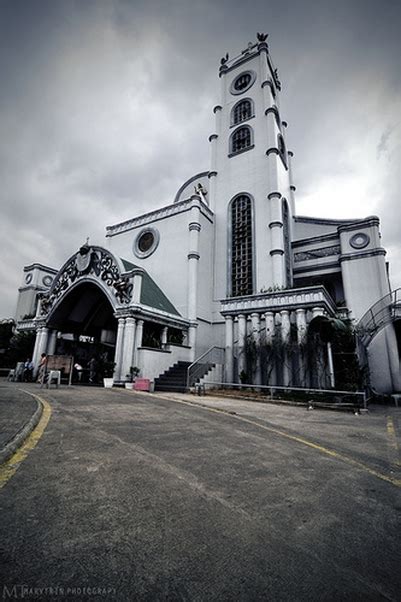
[{"x1": 15, "y1": 35, "x2": 400, "y2": 393}]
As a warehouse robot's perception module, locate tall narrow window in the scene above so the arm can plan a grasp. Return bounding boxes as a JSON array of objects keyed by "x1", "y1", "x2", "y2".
[
  {"x1": 231, "y1": 126, "x2": 252, "y2": 154},
  {"x1": 282, "y1": 199, "x2": 292, "y2": 287},
  {"x1": 232, "y1": 99, "x2": 253, "y2": 125},
  {"x1": 231, "y1": 195, "x2": 253, "y2": 296},
  {"x1": 278, "y1": 133, "x2": 287, "y2": 167}
]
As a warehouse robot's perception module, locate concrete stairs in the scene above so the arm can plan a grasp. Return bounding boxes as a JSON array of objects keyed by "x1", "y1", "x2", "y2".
[
  {"x1": 154, "y1": 361, "x2": 215, "y2": 392},
  {"x1": 154, "y1": 361, "x2": 192, "y2": 393}
]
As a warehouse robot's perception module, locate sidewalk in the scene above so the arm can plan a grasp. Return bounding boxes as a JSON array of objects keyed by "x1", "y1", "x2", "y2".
[{"x1": 0, "y1": 382, "x2": 38, "y2": 451}]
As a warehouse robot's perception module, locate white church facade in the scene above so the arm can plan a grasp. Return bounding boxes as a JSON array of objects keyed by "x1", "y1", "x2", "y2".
[{"x1": 15, "y1": 34, "x2": 401, "y2": 395}]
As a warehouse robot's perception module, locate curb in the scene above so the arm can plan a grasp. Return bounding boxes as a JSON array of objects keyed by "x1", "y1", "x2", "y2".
[{"x1": 0, "y1": 394, "x2": 43, "y2": 465}]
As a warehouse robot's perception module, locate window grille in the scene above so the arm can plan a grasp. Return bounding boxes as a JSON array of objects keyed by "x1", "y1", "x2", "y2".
[
  {"x1": 232, "y1": 100, "x2": 252, "y2": 125},
  {"x1": 231, "y1": 126, "x2": 252, "y2": 153},
  {"x1": 234, "y1": 73, "x2": 251, "y2": 91},
  {"x1": 231, "y1": 195, "x2": 253, "y2": 296}
]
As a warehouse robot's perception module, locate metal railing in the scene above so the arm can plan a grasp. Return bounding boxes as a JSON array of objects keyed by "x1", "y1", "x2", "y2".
[
  {"x1": 187, "y1": 346, "x2": 225, "y2": 390},
  {"x1": 357, "y1": 288, "x2": 401, "y2": 346},
  {"x1": 194, "y1": 381, "x2": 367, "y2": 410}
]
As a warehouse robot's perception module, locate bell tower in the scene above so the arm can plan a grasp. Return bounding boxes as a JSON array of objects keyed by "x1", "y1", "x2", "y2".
[{"x1": 208, "y1": 33, "x2": 296, "y2": 301}]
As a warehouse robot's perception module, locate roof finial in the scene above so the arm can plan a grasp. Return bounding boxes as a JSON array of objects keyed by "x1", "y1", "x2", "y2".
[{"x1": 257, "y1": 32, "x2": 268, "y2": 42}]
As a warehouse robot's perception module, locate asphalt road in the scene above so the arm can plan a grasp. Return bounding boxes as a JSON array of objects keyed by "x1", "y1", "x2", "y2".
[{"x1": 0, "y1": 383, "x2": 401, "y2": 601}]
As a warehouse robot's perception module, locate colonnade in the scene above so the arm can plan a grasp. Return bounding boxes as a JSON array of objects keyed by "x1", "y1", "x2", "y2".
[{"x1": 224, "y1": 306, "x2": 325, "y2": 386}]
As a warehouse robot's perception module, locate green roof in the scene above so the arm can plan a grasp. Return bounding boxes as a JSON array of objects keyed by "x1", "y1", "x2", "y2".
[{"x1": 120, "y1": 258, "x2": 180, "y2": 316}]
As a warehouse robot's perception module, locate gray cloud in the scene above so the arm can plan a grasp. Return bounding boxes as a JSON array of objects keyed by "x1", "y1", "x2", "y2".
[{"x1": 1, "y1": 0, "x2": 401, "y2": 316}]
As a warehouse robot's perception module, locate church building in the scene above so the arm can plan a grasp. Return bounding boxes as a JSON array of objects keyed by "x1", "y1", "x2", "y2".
[{"x1": 15, "y1": 34, "x2": 401, "y2": 395}]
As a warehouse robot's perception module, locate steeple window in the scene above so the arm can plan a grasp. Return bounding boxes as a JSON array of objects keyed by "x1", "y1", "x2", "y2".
[
  {"x1": 282, "y1": 199, "x2": 292, "y2": 287},
  {"x1": 232, "y1": 99, "x2": 254, "y2": 125},
  {"x1": 230, "y1": 126, "x2": 253, "y2": 155},
  {"x1": 230, "y1": 195, "x2": 253, "y2": 297},
  {"x1": 277, "y1": 133, "x2": 288, "y2": 168}
]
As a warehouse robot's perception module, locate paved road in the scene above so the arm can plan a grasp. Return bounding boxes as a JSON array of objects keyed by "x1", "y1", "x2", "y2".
[{"x1": 1, "y1": 383, "x2": 401, "y2": 601}]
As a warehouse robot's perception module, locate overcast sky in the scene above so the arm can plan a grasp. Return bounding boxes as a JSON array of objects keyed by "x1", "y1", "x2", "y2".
[{"x1": 1, "y1": 0, "x2": 400, "y2": 318}]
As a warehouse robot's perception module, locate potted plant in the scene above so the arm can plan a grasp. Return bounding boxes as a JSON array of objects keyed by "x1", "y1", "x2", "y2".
[
  {"x1": 102, "y1": 361, "x2": 116, "y2": 388},
  {"x1": 125, "y1": 366, "x2": 140, "y2": 389}
]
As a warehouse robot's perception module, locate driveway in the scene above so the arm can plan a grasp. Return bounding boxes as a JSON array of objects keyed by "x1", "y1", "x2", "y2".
[{"x1": 0, "y1": 383, "x2": 400, "y2": 600}]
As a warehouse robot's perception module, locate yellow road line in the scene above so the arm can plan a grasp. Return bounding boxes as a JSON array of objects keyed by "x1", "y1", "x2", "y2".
[
  {"x1": 159, "y1": 395, "x2": 401, "y2": 488},
  {"x1": 387, "y1": 416, "x2": 401, "y2": 467},
  {"x1": 0, "y1": 391, "x2": 52, "y2": 490}
]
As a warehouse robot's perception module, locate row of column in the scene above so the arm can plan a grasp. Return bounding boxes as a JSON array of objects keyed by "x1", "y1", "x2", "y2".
[
  {"x1": 224, "y1": 307, "x2": 324, "y2": 385},
  {"x1": 114, "y1": 317, "x2": 144, "y2": 381}
]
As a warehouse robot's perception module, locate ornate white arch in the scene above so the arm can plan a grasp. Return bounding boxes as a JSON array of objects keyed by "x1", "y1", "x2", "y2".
[{"x1": 38, "y1": 245, "x2": 134, "y2": 320}]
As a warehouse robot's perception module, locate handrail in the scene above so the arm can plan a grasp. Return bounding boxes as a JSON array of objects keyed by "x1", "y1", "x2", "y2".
[
  {"x1": 187, "y1": 346, "x2": 225, "y2": 389},
  {"x1": 195, "y1": 381, "x2": 367, "y2": 410},
  {"x1": 356, "y1": 288, "x2": 401, "y2": 346}
]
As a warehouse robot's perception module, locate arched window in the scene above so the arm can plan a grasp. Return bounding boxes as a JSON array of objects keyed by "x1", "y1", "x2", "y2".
[
  {"x1": 230, "y1": 126, "x2": 253, "y2": 155},
  {"x1": 282, "y1": 199, "x2": 292, "y2": 287},
  {"x1": 231, "y1": 195, "x2": 253, "y2": 296},
  {"x1": 277, "y1": 133, "x2": 287, "y2": 167},
  {"x1": 232, "y1": 99, "x2": 253, "y2": 125}
]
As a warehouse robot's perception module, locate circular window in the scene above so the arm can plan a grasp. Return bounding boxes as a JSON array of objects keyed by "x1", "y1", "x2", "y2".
[
  {"x1": 350, "y1": 232, "x2": 370, "y2": 250},
  {"x1": 134, "y1": 227, "x2": 160, "y2": 259},
  {"x1": 230, "y1": 71, "x2": 256, "y2": 95},
  {"x1": 42, "y1": 275, "x2": 53, "y2": 287},
  {"x1": 25, "y1": 273, "x2": 32, "y2": 285}
]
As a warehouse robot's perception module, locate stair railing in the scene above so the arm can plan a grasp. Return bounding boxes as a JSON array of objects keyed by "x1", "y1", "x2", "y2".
[
  {"x1": 187, "y1": 346, "x2": 225, "y2": 390},
  {"x1": 356, "y1": 288, "x2": 401, "y2": 346}
]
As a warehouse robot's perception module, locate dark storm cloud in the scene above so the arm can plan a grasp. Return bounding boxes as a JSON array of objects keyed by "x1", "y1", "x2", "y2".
[{"x1": 1, "y1": 0, "x2": 401, "y2": 316}]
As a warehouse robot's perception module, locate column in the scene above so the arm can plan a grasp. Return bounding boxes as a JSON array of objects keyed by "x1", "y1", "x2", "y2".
[
  {"x1": 310, "y1": 307, "x2": 325, "y2": 388},
  {"x1": 121, "y1": 317, "x2": 137, "y2": 381},
  {"x1": 32, "y1": 326, "x2": 49, "y2": 377},
  {"x1": 268, "y1": 192, "x2": 285, "y2": 288},
  {"x1": 161, "y1": 326, "x2": 168, "y2": 348},
  {"x1": 187, "y1": 201, "x2": 201, "y2": 360},
  {"x1": 47, "y1": 329, "x2": 58, "y2": 356},
  {"x1": 113, "y1": 318, "x2": 126, "y2": 381},
  {"x1": 133, "y1": 319, "x2": 144, "y2": 370},
  {"x1": 237, "y1": 314, "x2": 247, "y2": 381},
  {"x1": 132, "y1": 271, "x2": 143, "y2": 304},
  {"x1": 295, "y1": 308, "x2": 307, "y2": 387},
  {"x1": 224, "y1": 316, "x2": 234, "y2": 384},
  {"x1": 281, "y1": 310, "x2": 291, "y2": 386},
  {"x1": 265, "y1": 311, "x2": 276, "y2": 385},
  {"x1": 251, "y1": 313, "x2": 261, "y2": 385}
]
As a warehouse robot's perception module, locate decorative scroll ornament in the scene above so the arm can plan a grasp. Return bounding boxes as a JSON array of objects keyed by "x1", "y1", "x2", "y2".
[{"x1": 39, "y1": 246, "x2": 133, "y2": 316}]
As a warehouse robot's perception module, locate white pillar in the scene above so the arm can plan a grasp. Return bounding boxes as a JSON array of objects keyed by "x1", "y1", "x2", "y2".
[
  {"x1": 187, "y1": 203, "x2": 201, "y2": 358},
  {"x1": 47, "y1": 329, "x2": 58, "y2": 356},
  {"x1": 113, "y1": 318, "x2": 126, "y2": 381},
  {"x1": 327, "y1": 341, "x2": 335, "y2": 389},
  {"x1": 224, "y1": 315, "x2": 234, "y2": 383},
  {"x1": 133, "y1": 319, "x2": 144, "y2": 370},
  {"x1": 237, "y1": 314, "x2": 247, "y2": 380},
  {"x1": 265, "y1": 311, "x2": 276, "y2": 385},
  {"x1": 161, "y1": 326, "x2": 168, "y2": 348},
  {"x1": 121, "y1": 317, "x2": 136, "y2": 381},
  {"x1": 32, "y1": 326, "x2": 49, "y2": 377},
  {"x1": 281, "y1": 310, "x2": 291, "y2": 386},
  {"x1": 251, "y1": 312, "x2": 261, "y2": 385},
  {"x1": 295, "y1": 308, "x2": 307, "y2": 387},
  {"x1": 132, "y1": 272, "x2": 143, "y2": 304}
]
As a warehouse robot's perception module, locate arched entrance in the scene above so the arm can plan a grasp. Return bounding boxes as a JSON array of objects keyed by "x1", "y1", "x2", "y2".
[{"x1": 46, "y1": 282, "x2": 117, "y2": 383}]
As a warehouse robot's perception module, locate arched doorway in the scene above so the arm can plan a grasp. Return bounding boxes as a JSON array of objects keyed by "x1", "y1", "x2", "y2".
[{"x1": 47, "y1": 282, "x2": 117, "y2": 384}]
